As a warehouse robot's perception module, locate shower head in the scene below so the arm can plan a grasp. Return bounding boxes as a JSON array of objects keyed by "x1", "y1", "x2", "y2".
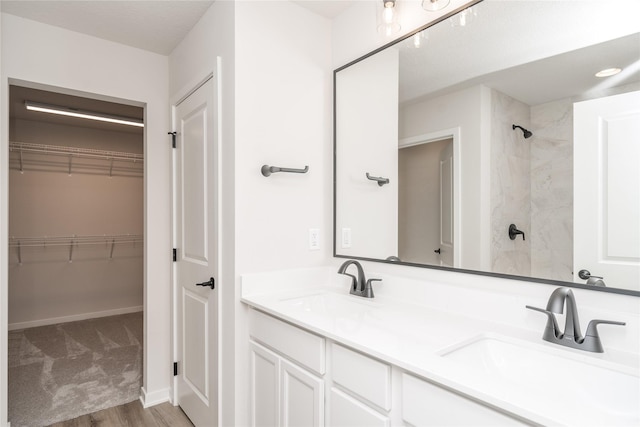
[{"x1": 512, "y1": 124, "x2": 532, "y2": 139}]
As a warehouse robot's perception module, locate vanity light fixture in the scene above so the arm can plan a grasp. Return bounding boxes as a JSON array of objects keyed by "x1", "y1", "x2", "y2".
[
  {"x1": 25, "y1": 101, "x2": 144, "y2": 128},
  {"x1": 595, "y1": 67, "x2": 622, "y2": 78},
  {"x1": 422, "y1": 0, "x2": 450, "y2": 12},
  {"x1": 377, "y1": 0, "x2": 401, "y2": 37}
]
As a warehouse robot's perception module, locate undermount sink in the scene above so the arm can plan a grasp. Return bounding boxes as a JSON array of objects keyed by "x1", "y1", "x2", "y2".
[
  {"x1": 279, "y1": 291, "x2": 381, "y2": 317},
  {"x1": 439, "y1": 334, "x2": 640, "y2": 425}
]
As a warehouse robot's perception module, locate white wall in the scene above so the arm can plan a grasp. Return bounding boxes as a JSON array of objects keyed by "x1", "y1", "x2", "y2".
[
  {"x1": 400, "y1": 85, "x2": 490, "y2": 270},
  {"x1": 335, "y1": 47, "x2": 399, "y2": 259},
  {"x1": 170, "y1": 2, "x2": 332, "y2": 425},
  {"x1": 1, "y1": 12, "x2": 171, "y2": 417},
  {"x1": 233, "y1": 2, "x2": 332, "y2": 424}
]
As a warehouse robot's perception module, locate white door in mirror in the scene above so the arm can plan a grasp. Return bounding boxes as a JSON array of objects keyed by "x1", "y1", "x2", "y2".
[{"x1": 574, "y1": 91, "x2": 640, "y2": 290}]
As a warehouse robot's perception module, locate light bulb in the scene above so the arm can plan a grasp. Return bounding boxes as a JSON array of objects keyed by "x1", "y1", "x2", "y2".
[
  {"x1": 377, "y1": 0, "x2": 401, "y2": 36},
  {"x1": 383, "y1": 7, "x2": 394, "y2": 24}
]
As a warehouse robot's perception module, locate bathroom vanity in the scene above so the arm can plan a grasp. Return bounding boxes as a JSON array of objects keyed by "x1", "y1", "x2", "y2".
[{"x1": 241, "y1": 267, "x2": 640, "y2": 427}]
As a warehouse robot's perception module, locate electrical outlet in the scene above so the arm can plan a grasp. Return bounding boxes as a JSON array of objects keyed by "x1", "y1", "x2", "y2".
[
  {"x1": 309, "y1": 228, "x2": 320, "y2": 250},
  {"x1": 341, "y1": 228, "x2": 351, "y2": 248}
]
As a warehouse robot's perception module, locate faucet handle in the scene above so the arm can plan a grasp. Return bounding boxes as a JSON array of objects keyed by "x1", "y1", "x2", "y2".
[
  {"x1": 364, "y1": 278, "x2": 381, "y2": 298},
  {"x1": 582, "y1": 319, "x2": 625, "y2": 353},
  {"x1": 342, "y1": 272, "x2": 358, "y2": 292},
  {"x1": 585, "y1": 319, "x2": 625, "y2": 337},
  {"x1": 526, "y1": 305, "x2": 560, "y2": 337}
]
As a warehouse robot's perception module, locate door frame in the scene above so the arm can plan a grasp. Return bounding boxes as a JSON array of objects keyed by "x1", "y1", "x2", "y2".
[
  {"x1": 169, "y1": 69, "x2": 222, "y2": 422},
  {"x1": 398, "y1": 127, "x2": 462, "y2": 267}
]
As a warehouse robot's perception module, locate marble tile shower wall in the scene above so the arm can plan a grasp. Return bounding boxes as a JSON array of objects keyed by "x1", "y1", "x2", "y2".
[
  {"x1": 530, "y1": 98, "x2": 574, "y2": 282},
  {"x1": 490, "y1": 89, "x2": 531, "y2": 276}
]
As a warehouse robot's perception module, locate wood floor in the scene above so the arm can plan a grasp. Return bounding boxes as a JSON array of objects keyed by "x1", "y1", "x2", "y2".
[{"x1": 47, "y1": 400, "x2": 194, "y2": 427}]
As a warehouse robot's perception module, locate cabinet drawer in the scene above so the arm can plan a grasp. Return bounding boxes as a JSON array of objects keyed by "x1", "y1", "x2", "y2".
[
  {"x1": 329, "y1": 388, "x2": 389, "y2": 427},
  {"x1": 402, "y1": 373, "x2": 529, "y2": 426},
  {"x1": 249, "y1": 309, "x2": 325, "y2": 375},
  {"x1": 331, "y1": 343, "x2": 391, "y2": 411}
]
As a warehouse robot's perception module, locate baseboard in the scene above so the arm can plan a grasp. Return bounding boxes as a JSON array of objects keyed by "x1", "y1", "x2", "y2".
[
  {"x1": 140, "y1": 386, "x2": 171, "y2": 408},
  {"x1": 8, "y1": 306, "x2": 143, "y2": 331}
]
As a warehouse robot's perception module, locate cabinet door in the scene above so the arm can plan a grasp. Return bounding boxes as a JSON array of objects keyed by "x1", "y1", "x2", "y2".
[
  {"x1": 250, "y1": 342, "x2": 280, "y2": 427},
  {"x1": 402, "y1": 374, "x2": 528, "y2": 426},
  {"x1": 329, "y1": 388, "x2": 389, "y2": 427},
  {"x1": 281, "y1": 359, "x2": 324, "y2": 427}
]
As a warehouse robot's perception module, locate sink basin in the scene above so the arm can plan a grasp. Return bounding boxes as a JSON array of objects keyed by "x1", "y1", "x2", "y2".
[
  {"x1": 440, "y1": 334, "x2": 640, "y2": 425},
  {"x1": 279, "y1": 291, "x2": 381, "y2": 316}
]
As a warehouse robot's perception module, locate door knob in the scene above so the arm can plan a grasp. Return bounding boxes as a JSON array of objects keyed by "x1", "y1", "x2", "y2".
[
  {"x1": 578, "y1": 269, "x2": 602, "y2": 280},
  {"x1": 196, "y1": 277, "x2": 215, "y2": 289},
  {"x1": 434, "y1": 248, "x2": 441, "y2": 254}
]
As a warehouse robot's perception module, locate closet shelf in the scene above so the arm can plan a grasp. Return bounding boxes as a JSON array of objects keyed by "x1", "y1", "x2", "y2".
[
  {"x1": 9, "y1": 142, "x2": 144, "y2": 177},
  {"x1": 9, "y1": 234, "x2": 143, "y2": 263}
]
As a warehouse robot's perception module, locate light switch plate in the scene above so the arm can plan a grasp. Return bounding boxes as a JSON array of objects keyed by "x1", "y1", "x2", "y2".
[
  {"x1": 341, "y1": 228, "x2": 351, "y2": 248},
  {"x1": 309, "y1": 228, "x2": 320, "y2": 250}
]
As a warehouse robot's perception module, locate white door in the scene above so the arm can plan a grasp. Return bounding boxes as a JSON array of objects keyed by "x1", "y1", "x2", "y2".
[
  {"x1": 574, "y1": 91, "x2": 640, "y2": 289},
  {"x1": 174, "y1": 77, "x2": 218, "y2": 426},
  {"x1": 439, "y1": 141, "x2": 454, "y2": 267}
]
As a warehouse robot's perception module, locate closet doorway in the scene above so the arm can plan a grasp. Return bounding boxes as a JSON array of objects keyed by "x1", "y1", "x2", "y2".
[{"x1": 7, "y1": 85, "x2": 144, "y2": 426}]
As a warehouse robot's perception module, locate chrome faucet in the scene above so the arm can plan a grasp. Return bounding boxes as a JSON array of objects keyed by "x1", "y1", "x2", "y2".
[
  {"x1": 337, "y1": 260, "x2": 380, "y2": 298},
  {"x1": 526, "y1": 287, "x2": 625, "y2": 353}
]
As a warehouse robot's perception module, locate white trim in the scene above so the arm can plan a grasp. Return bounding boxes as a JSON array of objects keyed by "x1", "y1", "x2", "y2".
[
  {"x1": 398, "y1": 127, "x2": 462, "y2": 268},
  {"x1": 8, "y1": 306, "x2": 143, "y2": 331},
  {"x1": 139, "y1": 386, "x2": 171, "y2": 408}
]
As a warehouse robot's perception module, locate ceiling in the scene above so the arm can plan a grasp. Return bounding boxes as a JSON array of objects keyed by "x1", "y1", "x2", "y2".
[
  {"x1": 395, "y1": 1, "x2": 640, "y2": 106},
  {"x1": 0, "y1": 0, "x2": 215, "y2": 55},
  {"x1": 1, "y1": 1, "x2": 353, "y2": 133},
  {"x1": 293, "y1": 1, "x2": 355, "y2": 19},
  {"x1": 0, "y1": 1, "x2": 354, "y2": 56}
]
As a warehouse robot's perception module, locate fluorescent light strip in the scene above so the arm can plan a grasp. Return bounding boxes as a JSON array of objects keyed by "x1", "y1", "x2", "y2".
[{"x1": 25, "y1": 101, "x2": 144, "y2": 128}]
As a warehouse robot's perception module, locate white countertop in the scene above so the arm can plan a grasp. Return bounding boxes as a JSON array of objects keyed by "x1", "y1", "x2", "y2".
[{"x1": 241, "y1": 268, "x2": 640, "y2": 427}]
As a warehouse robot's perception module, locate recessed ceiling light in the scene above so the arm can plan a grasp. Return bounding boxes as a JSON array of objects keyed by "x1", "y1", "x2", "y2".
[{"x1": 595, "y1": 68, "x2": 622, "y2": 78}]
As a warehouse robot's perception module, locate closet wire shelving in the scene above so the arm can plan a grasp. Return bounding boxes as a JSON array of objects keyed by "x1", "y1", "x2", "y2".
[
  {"x1": 9, "y1": 141, "x2": 144, "y2": 177},
  {"x1": 9, "y1": 234, "x2": 144, "y2": 264}
]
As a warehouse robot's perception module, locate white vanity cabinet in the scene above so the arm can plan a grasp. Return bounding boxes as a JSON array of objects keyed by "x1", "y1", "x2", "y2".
[
  {"x1": 249, "y1": 309, "x2": 325, "y2": 427},
  {"x1": 328, "y1": 343, "x2": 392, "y2": 426},
  {"x1": 402, "y1": 374, "x2": 529, "y2": 426},
  {"x1": 248, "y1": 308, "x2": 531, "y2": 427}
]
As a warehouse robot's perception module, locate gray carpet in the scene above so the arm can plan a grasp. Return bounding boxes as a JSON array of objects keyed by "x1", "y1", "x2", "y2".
[{"x1": 8, "y1": 312, "x2": 143, "y2": 427}]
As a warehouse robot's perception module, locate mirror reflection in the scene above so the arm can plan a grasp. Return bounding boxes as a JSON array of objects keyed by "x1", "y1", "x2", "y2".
[{"x1": 334, "y1": 0, "x2": 640, "y2": 292}]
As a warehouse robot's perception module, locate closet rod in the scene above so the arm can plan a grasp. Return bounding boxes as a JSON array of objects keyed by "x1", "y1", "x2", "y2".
[{"x1": 9, "y1": 142, "x2": 144, "y2": 163}]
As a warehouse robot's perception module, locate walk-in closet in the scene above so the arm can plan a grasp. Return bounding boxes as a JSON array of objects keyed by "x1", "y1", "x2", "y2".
[{"x1": 7, "y1": 85, "x2": 144, "y2": 427}]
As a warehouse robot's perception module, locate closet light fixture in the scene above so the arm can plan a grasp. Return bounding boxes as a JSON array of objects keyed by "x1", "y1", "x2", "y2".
[
  {"x1": 24, "y1": 101, "x2": 144, "y2": 128},
  {"x1": 377, "y1": 0, "x2": 401, "y2": 37},
  {"x1": 422, "y1": 0, "x2": 450, "y2": 12}
]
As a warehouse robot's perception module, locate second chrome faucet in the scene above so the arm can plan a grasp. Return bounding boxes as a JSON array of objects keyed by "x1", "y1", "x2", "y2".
[{"x1": 337, "y1": 260, "x2": 380, "y2": 298}]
